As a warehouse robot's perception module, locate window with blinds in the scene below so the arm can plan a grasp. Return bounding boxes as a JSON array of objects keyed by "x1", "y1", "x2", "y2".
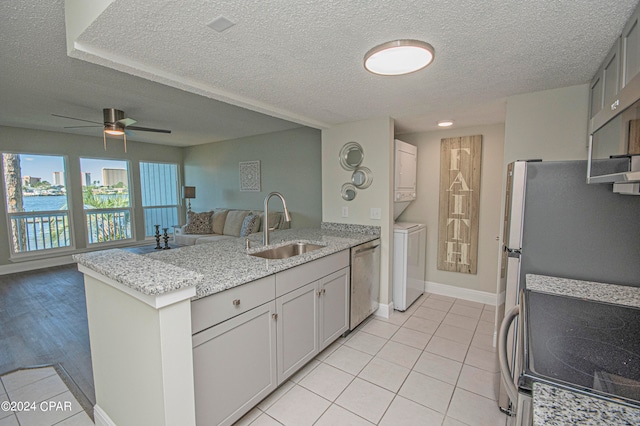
[{"x1": 140, "y1": 162, "x2": 180, "y2": 237}]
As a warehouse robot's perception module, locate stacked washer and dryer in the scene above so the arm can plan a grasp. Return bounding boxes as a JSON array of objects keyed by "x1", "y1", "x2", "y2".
[{"x1": 393, "y1": 140, "x2": 427, "y2": 311}]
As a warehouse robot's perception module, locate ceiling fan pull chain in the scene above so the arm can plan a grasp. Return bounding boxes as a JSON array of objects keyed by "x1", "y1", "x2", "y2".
[
  {"x1": 103, "y1": 132, "x2": 107, "y2": 151},
  {"x1": 124, "y1": 132, "x2": 127, "y2": 153}
]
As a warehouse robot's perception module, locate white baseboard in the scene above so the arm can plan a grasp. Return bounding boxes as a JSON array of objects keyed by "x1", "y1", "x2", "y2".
[
  {"x1": 94, "y1": 405, "x2": 117, "y2": 426},
  {"x1": 424, "y1": 281, "x2": 500, "y2": 306},
  {"x1": 374, "y1": 302, "x2": 393, "y2": 319},
  {"x1": 0, "y1": 255, "x2": 75, "y2": 275}
]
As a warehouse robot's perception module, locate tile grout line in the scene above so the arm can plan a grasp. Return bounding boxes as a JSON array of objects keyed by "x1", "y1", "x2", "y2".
[{"x1": 239, "y1": 292, "x2": 504, "y2": 426}]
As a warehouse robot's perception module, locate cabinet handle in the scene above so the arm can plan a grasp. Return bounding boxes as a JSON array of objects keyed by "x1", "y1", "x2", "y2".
[
  {"x1": 322, "y1": 288, "x2": 326, "y2": 295},
  {"x1": 232, "y1": 299, "x2": 241, "y2": 306},
  {"x1": 272, "y1": 313, "x2": 278, "y2": 320},
  {"x1": 612, "y1": 99, "x2": 620, "y2": 111}
]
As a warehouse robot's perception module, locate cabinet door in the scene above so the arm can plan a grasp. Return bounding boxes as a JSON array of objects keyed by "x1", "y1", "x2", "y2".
[
  {"x1": 319, "y1": 267, "x2": 350, "y2": 351},
  {"x1": 276, "y1": 281, "x2": 319, "y2": 384},
  {"x1": 192, "y1": 301, "x2": 277, "y2": 426},
  {"x1": 622, "y1": 6, "x2": 640, "y2": 90},
  {"x1": 589, "y1": 73, "x2": 603, "y2": 119},
  {"x1": 602, "y1": 39, "x2": 621, "y2": 108}
]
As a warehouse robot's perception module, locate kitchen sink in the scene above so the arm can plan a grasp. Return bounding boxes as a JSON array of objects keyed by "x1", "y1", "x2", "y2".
[{"x1": 249, "y1": 242, "x2": 325, "y2": 260}]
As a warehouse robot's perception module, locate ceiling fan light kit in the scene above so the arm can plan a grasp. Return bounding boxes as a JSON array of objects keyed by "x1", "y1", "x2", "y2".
[{"x1": 364, "y1": 39, "x2": 435, "y2": 76}]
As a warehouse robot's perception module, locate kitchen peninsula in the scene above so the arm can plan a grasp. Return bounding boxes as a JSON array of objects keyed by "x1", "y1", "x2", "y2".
[{"x1": 74, "y1": 225, "x2": 379, "y2": 426}]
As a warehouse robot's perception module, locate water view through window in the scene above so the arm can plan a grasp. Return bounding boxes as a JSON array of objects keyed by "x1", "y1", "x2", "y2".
[
  {"x1": 80, "y1": 158, "x2": 132, "y2": 244},
  {"x1": 2, "y1": 153, "x2": 179, "y2": 254},
  {"x1": 2, "y1": 153, "x2": 71, "y2": 253}
]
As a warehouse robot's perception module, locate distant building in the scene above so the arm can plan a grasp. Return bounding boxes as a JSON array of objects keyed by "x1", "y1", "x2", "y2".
[
  {"x1": 81, "y1": 172, "x2": 92, "y2": 187},
  {"x1": 52, "y1": 171, "x2": 65, "y2": 186},
  {"x1": 22, "y1": 176, "x2": 41, "y2": 186},
  {"x1": 102, "y1": 168, "x2": 128, "y2": 187}
]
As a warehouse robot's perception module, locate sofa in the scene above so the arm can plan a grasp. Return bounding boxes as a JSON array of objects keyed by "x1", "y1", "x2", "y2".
[{"x1": 174, "y1": 208, "x2": 290, "y2": 246}]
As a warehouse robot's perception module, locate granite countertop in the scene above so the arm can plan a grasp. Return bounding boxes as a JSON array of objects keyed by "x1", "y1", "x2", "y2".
[
  {"x1": 526, "y1": 274, "x2": 640, "y2": 425},
  {"x1": 75, "y1": 225, "x2": 380, "y2": 300},
  {"x1": 73, "y1": 249, "x2": 205, "y2": 296}
]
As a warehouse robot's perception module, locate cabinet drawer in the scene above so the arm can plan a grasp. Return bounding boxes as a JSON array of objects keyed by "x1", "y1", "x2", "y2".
[
  {"x1": 275, "y1": 250, "x2": 349, "y2": 297},
  {"x1": 191, "y1": 275, "x2": 276, "y2": 334}
]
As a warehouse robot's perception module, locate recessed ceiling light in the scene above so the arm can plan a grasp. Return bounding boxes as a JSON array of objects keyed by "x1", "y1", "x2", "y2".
[
  {"x1": 364, "y1": 40, "x2": 435, "y2": 76},
  {"x1": 207, "y1": 16, "x2": 235, "y2": 33},
  {"x1": 437, "y1": 120, "x2": 454, "y2": 127}
]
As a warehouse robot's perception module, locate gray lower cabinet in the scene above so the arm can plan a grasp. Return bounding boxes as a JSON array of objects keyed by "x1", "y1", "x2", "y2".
[
  {"x1": 276, "y1": 266, "x2": 350, "y2": 385},
  {"x1": 192, "y1": 250, "x2": 350, "y2": 426},
  {"x1": 318, "y1": 267, "x2": 350, "y2": 351},
  {"x1": 276, "y1": 281, "x2": 319, "y2": 384},
  {"x1": 192, "y1": 301, "x2": 277, "y2": 426}
]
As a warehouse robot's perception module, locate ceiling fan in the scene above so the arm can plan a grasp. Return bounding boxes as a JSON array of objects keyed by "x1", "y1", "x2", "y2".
[{"x1": 52, "y1": 108, "x2": 171, "y2": 151}]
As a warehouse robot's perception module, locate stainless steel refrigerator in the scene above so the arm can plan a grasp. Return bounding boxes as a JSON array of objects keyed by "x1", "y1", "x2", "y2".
[{"x1": 496, "y1": 160, "x2": 640, "y2": 416}]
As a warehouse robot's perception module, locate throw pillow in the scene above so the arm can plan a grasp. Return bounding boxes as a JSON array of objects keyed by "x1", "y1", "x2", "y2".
[
  {"x1": 259, "y1": 211, "x2": 282, "y2": 232},
  {"x1": 185, "y1": 211, "x2": 214, "y2": 234},
  {"x1": 223, "y1": 210, "x2": 249, "y2": 236},
  {"x1": 240, "y1": 214, "x2": 260, "y2": 237},
  {"x1": 211, "y1": 209, "x2": 229, "y2": 234}
]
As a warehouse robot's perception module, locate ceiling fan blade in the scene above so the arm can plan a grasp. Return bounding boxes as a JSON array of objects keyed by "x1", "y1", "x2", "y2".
[
  {"x1": 52, "y1": 113, "x2": 102, "y2": 125},
  {"x1": 64, "y1": 125, "x2": 102, "y2": 129},
  {"x1": 117, "y1": 118, "x2": 137, "y2": 126},
  {"x1": 126, "y1": 125, "x2": 172, "y2": 134}
]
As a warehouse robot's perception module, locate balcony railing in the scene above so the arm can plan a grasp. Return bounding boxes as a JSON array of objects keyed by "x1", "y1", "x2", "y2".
[
  {"x1": 86, "y1": 208, "x2": 132, "y2": 244},
  {"x1": 7, "y1": 208, "x2": 133, "y2": 253},
  {"x1": 8, "y1": 211, "x2": 71, "y2": 253}
]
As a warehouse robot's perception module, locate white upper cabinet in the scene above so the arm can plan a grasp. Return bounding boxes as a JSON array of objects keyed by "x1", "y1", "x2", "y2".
[
  {"x1": 589, "y1": 2, "x2": 640, "y2": 129},
  {"x1": 621, "y1": 6, "x2": 640, "y2": 90},
  {"x1": 591, "y1": 40, "x2": 621, "y2": 119}
]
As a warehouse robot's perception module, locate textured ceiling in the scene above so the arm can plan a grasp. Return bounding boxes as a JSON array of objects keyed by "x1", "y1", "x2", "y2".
[{"x1": 1, "y1": 1, "x2": 639, "y2": 146}]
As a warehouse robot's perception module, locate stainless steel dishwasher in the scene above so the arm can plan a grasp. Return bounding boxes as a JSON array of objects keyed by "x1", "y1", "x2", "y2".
[{"x1": 350, "y1": 239, "x2": 381, "y2": 330}]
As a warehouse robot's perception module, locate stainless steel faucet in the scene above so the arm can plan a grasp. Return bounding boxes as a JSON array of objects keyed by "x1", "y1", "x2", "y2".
[{"x1": 263, "y1": 192, "x2": 292, "y2": 246}]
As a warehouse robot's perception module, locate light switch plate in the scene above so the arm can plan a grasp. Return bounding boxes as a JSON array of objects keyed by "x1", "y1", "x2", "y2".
[
  {"x1": 341, "y1": 206, "x2": 349, "y2": 217},
  {"x1": 370, "y1": 207, "x2": 381, "y2": 220}
]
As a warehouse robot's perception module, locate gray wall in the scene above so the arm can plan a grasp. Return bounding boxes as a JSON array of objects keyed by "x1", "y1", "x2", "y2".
[
  {"x1": 183, "y1": 127, "x2": 322, "y2": 228},
  {"x1": 0, "y1": 126, "x2": 183, "y2": 271}
]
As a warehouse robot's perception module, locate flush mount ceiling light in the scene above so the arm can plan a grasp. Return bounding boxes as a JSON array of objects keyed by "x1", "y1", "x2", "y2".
[
  {"x1": 364, "y1": 40, "x2": 435, "y2": 76},
  {"x1": 437, "y1": 120, "x2": 454, "y2": 127}
]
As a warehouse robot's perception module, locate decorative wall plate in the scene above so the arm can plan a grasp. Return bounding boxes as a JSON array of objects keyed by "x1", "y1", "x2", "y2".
[
  {"x1": 351, "y1": 166, "x2": 373, "y2": 189},
  {"x1": 339, "y1": 141, "x2": 364, "y2": 170},
  {"x1": 341, "y1": 183, "x2": 357, "y2": 201}
]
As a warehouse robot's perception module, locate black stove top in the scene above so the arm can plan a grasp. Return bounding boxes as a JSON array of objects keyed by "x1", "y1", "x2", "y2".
[{"x1": 521, "y1": 290, "x2": 640, "y2": 407}]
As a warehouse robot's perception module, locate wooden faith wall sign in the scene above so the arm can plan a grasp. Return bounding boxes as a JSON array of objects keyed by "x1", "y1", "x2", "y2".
[{"x1": 437, "y1": 135, "x2": 482, "y2": 274}]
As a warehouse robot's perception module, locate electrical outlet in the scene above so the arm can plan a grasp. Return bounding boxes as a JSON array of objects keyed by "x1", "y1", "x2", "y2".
[
  {"x1": 370, "y1": 207, "x2": 382, "y2": 220},
  {"x1": 341, "y1": 206, "x2": 349, "y2": 218}
]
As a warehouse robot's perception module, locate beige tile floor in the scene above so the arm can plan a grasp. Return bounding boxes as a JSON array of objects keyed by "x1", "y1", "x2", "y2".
[
  {"x1": 0, "y1": 292, "x2": 507, "y2": 426},
  {"x1": 235, "y1": 292, "x2": 507, "y2": 426},
  {"x1": 0, "y1": 367, "x2": 93, "y2": 426}
]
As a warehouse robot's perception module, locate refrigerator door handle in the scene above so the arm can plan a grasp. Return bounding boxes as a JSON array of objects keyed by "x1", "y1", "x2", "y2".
[{"x1": 499, "y1": 304, "x2": 521, "y2": 405}]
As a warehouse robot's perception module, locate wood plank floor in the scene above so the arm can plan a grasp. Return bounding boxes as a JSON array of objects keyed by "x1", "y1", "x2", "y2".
[{"x1": 0, "y1": 264, "x2": 95, "y2": 405}]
